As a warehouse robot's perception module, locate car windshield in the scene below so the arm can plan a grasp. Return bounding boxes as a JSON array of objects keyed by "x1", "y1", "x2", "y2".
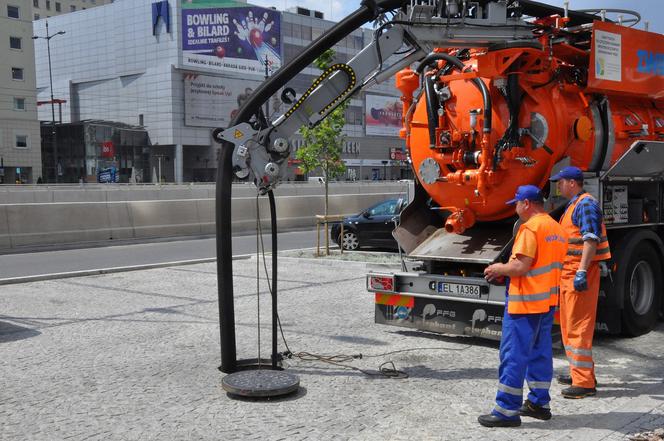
[{"x1": 367, "y1": 200, "x2": 399, "y2": 216}]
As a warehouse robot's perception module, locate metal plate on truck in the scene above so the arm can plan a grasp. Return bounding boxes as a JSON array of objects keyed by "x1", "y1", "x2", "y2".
[
  {"x1": 407, "y1": 223, "x2": 514, "y2": 264},
  {"x1": 375, "y1": 296, "x2": 505, "y2": 340},
  {"x1": 437, "y1": 282, "x2": 481, "y2": 298}
]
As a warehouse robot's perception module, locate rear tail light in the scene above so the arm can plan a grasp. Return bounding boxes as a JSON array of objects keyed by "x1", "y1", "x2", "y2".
[{"x1": 367, "y1": 274, "x2": 395, "y2": 292}]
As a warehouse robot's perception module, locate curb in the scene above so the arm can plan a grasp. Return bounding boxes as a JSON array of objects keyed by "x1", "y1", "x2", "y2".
[{"x1": 0, "y1": 255, "x2": 249, "y2": 286}]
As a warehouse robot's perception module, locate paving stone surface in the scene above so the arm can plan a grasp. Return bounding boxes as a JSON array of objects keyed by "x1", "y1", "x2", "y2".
[{"x1": 1, "y1": 255, "x2": 664, "y2": 440}]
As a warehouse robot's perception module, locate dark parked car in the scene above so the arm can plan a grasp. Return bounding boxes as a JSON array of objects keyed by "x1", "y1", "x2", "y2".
[{"x1": 331, "y1": 198, "x2": 407, "y2": 250}]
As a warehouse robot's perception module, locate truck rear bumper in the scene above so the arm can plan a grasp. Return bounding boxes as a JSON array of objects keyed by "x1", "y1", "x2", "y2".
[{"x1": 368, "y1": 271, "x2": 508, "y2": 340}]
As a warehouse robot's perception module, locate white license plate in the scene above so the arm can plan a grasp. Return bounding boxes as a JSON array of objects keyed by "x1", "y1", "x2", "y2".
[{"x1": 437, "y1": 282, "x2": 480, "y2": 297}]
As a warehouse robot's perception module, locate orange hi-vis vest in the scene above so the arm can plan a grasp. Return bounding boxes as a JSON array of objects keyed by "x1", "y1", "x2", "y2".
[
  {"x1": 560, "y1": 193, "x2": 611, "y2": 265},
  {"x1": 508, "y1": 213, "x2": 568, "y2": 314}
]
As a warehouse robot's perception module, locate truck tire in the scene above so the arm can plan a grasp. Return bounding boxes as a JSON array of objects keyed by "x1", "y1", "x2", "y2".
[{"x1": 616, "y1": 240, "x2": 662, "y2": 336}]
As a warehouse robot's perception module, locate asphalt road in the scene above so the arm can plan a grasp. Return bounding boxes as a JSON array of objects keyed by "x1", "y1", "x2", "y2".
[{"x1": 0, "y1": 229, "x2": 321, "y2": 280}]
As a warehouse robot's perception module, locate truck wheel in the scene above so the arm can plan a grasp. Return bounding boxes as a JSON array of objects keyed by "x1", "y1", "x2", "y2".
[
  {"x1": 340, "y1": 231, "x2": 359, "y2": 251},
  {"x1": 618, "y1": 241, "x2": 662, "y2": 336}
]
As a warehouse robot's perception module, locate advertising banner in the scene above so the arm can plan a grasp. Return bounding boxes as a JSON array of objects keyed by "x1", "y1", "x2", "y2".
[
  {"x1": 181, "y1": 2, "x2": 281, "y2": 76},
  {"x1": 184, "y1": 73, "x2": 270, "y2": 127},
  {"x1": 365, "y1": 95, "x2": 403, "y2": 137}
]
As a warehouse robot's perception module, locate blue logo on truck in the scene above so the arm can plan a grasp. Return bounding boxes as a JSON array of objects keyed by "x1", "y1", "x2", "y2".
[{"x1": 636, "y1": 50, "x2": 664, "y2": 76}]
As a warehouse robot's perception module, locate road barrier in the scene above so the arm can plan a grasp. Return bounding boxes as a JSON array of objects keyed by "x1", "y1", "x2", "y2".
[{"x1": 0, "y1": 182, "x2": 410, "y2": 250}]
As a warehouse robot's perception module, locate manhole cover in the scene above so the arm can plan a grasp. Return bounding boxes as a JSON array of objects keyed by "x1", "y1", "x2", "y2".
[{"x1": 222, "y1": 369, "x2": 300, "y2": 398}]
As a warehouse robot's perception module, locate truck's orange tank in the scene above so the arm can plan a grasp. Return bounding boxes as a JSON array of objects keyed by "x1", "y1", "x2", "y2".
[{"x1": 401, "y1": 22, "x2": 664, "y2": 232}]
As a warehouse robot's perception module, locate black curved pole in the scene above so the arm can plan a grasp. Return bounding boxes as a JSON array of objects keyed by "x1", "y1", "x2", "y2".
[
  {"x1": 216, "y1": 0, "x2": 409, "y2": 374},
  {"x1": 268, "y1": 190, "x2": 278, "y2": 369}
]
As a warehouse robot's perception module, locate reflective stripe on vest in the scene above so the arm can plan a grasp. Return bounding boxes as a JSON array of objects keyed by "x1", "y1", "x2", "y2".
[
  {"x1": 561, "y1": 193, "x2": 611, "y2": 262},
  {"x1": 526, "y1": 262, "x2": 564, "y2": 277},
  {"x1": 508, "y1": 214, "x2": 567, "y2": 314}
]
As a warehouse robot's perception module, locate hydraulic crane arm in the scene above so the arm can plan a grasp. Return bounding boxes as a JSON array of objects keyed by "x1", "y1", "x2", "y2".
[{"x1": 215, "y1": 22, "x2": 423, "y2": 192}]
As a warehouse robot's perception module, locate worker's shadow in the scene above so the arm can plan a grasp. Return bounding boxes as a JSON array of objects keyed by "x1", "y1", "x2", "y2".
[
  {"x1": 525, "y1": 411, "x2": 664, "y2": 433},
  {"x1": 0, "y1": 320, "x2": 41, "y2": 343}
]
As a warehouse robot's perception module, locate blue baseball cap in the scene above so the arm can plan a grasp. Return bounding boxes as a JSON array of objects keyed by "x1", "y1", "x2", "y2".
[
  {"x1": 550, "y1": 166, "x2": 583, "y2": 181},
  {"x1": 505, "y1": 185, "x2": 544, "y2": 205}
]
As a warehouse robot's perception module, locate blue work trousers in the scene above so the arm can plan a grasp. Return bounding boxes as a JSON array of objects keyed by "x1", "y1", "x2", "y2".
[{"x1": 492, "y1": 301, "x2": 555, "y2": 421}]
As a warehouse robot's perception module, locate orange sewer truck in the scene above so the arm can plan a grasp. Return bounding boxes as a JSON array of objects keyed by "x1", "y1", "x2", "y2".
[{"x1": 364, "y1": 10, "x2": 664, "y2": 339}]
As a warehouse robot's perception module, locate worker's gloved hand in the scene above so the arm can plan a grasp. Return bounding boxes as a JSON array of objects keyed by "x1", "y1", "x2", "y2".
[{"x1": 574, "y1": 270, "x2": 588, "y2": 292}]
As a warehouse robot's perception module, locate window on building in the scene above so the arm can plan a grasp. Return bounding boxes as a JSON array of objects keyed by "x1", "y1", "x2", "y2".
[
  {"x1": 282, "y1": 22, "x2": 292, "y2": 37},
  {"x1": 301, "y1": 25, "x2": 312, "y2": 41},
  {"x1": 55, "y1": 2, "x2": 61, "y2": 12},
  {"x1": 34, "y1": 13, "x2": 40, "y2": 19},
  {"x1": 7, "y1": 5, "x2": 20, "y2": 19},
  {"x1": 15, "y1": 135, "x2": 28, "y2": 148},
  {"x1": 14, "y1": 98, "x2": 26, "y2": 110},
  {"x1": 354, "y1": 36, "x2": 364, "y2": 50},
  {"x1": 33, "y1": 0, "x2": 39, "y2": 8},
  {"x1": 11, "y1": 67, "x2": 24, "y2": 80},
  {"x1": 291, "y1": 24, "x2": 301, "y2": 39},
  {"x1": 10, "y1": 36, "x2": 22, "y2": 50},
  {"x1": 70, "y1": 5, "x2": 76, "y2": 11},
  {"x1": 46, "y1": 0, "x2": 50, "y2": 10}
]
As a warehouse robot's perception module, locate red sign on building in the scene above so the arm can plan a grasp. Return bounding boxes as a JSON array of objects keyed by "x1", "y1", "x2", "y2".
[
  {"x1": 389, "y1": 148, "x2": 407, "y2": 161},
  {"x1": 101, "y1": 141, "x2": 115, "y2": 158}
]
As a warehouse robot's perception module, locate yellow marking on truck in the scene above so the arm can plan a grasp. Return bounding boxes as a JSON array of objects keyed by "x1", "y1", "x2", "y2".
[{"x1": 375, "y1": 293, "x2": 414, "y2": 308}]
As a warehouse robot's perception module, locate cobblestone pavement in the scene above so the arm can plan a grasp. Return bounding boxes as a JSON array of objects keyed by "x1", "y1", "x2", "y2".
[{"x1": 1, "y1": 255, "x2": 664, "y2": 440}]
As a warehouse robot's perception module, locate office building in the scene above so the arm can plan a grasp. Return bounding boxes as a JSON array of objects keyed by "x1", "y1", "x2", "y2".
[{"x1": 0, "y1": 0, "x2": 111, "y2": 184}]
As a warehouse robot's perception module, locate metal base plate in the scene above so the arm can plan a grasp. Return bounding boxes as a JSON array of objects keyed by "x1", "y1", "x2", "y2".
[{"x1": 222, "y1": 369, "x2": 300, "y2": 398}]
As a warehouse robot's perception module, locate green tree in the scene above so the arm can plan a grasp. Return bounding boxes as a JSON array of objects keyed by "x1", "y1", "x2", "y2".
[{"x1": 296, "y1": 49, "x2": 348, "y2": 254}]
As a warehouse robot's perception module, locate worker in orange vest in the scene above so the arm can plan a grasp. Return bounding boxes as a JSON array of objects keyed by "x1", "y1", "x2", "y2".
[
  {"x1": 478, "y1": 185, "x2": 567, "y2": 427},
  {"x1": 550, "y1": 166, "x2": 611, "y2": 399}
]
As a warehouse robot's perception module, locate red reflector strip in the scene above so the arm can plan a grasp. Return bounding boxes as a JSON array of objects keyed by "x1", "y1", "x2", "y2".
[{"x1": 375, "y1": 293, "x2": 414, "y2": 307}]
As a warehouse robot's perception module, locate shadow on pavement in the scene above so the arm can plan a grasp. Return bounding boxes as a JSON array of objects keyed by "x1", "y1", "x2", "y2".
[
  {"x1": 523, "y1": 411, "x2": 664, "y2": 434},
  {"x1": 0, "y1": 320, "x2": 41, "y2": 343},
  {"x1": 330, "y1": 334, "x2": 390, "y2": 346}
]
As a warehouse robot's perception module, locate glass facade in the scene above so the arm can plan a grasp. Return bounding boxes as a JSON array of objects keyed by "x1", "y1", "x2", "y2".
[{"x1": 41, "y1": 121, "x2": 150, "y2": 183}]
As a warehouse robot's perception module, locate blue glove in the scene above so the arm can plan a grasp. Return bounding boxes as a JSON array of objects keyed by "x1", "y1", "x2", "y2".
[{"x1": 574, "y1": 270, "x2": 588, "y2": 292}]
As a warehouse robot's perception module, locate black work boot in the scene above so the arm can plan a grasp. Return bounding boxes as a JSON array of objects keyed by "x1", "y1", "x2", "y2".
[
  {"x1": 558, "y1": 374, "x2": 597, "y2": 387},
  {"x1": 556, "y1": 374, "x2": 572, "y2": 385},
  {"x1": 562, "y1": 386, "x2": 596, "y2": 399},
  {"x1": 519, "y1": 399, "x2": 552, "y2": 420},
  {"x1": 478, "y1": 414, "x2": 521, "y2": 428}
]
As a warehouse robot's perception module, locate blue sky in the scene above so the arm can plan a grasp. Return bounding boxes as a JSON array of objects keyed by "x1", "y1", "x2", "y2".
[{"x1": 248, "y1": 0, "x2": 662, "y2": 34}]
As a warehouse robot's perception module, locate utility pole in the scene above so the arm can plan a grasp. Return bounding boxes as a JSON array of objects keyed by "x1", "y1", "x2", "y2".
[{"x1": 33, "y1": 21, "x2": 65, "y2": 183}]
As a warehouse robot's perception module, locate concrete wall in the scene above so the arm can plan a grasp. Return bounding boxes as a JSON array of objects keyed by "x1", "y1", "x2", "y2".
[{"x1": 0, "y1": 182, "x2": 409, "y2": 250}]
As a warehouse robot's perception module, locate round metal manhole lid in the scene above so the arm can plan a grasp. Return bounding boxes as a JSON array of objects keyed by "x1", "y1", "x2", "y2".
[
  {"x1": 419, "y1": 158, "x2": 440, "y2": 185},
  {"x1": 222, "y1": 369, "x2": 300, "y2": 398}
]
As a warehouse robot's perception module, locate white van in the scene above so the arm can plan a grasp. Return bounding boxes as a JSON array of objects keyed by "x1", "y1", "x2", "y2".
[{"x1": 308, "y1": 176, "x2": 326, "y2": 184}]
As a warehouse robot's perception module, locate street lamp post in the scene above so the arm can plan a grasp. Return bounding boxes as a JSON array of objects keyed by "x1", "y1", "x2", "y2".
[{"x1": 33, "y1": 21, "x2": 65, "y2": 183}]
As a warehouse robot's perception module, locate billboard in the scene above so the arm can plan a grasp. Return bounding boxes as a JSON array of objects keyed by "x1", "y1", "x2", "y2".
[
  {"x1": 365, "y1": 95, "x2": 402, "y2": 137},
  {"x1": 184, "y1": 73, "x2": 278, "y2": 127},
  {"x1": 181, "y1": 2, "x2": 281, "y2": 76}
]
